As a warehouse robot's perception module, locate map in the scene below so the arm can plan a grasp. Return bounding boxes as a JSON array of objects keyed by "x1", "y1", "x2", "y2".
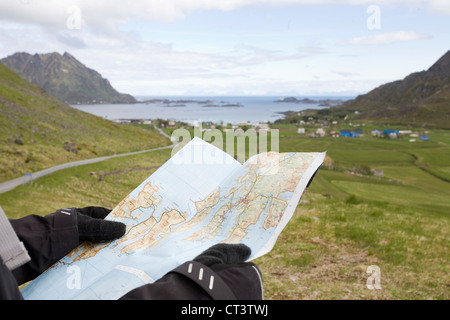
[{"x1": 21, "y1": 137, "x2": 325, "y2": 299}]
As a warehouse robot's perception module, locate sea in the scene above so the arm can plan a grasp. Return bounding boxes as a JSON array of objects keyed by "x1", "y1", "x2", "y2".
[{"x1": 71, "y1": 96, "x2": 353, "y2": 125}]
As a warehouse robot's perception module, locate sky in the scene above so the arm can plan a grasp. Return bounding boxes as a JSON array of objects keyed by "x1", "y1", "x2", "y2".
[{"x1": 0, "y1": 0, "x2": 449, "y2": 97}]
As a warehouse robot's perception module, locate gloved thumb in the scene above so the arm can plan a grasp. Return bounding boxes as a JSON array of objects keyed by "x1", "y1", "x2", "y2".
[
  {"x1": 76, "y1": 211, "x2": 126, "y2": 243},
  {"x1": 193, "y1": 243, "x2": 251, "y2": 267}
]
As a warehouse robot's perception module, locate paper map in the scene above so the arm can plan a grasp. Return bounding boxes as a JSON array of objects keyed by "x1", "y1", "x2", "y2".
[{"x1": 22, "y1": 137, "x2": 325, "y2": 299}]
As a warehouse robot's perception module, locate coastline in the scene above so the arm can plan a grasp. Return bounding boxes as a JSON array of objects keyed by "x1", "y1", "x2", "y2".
[{"x1": 72, "y1": 96, "x2": 353, "y2": 124}]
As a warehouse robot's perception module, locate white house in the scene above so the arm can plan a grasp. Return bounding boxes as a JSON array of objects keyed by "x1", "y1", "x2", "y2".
[{"x1": 316, "y1": 128, "x2": 325, "y2": 137}]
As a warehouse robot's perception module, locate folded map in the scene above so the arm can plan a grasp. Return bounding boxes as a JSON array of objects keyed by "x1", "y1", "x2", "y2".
[{"x1": 22, "y1": 137, "x2": 325, "y2": 299}]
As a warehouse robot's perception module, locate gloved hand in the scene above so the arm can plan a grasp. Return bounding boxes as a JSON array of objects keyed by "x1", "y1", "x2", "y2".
[
  {"x1": 193, "y1": 243, "x2": 251, "y2": 267},
  {"x1": 76, "y1": 206, "x2": 126, "y2": 243}
]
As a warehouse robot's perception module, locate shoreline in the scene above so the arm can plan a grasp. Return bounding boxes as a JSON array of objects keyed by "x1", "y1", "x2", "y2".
[{"x1": 71, "y1": 96, "x2": 353, "y2": 125}]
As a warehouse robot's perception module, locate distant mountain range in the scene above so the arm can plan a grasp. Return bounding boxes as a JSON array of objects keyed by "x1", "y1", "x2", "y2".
[
  {"x1": 1, "y1": 52, "x2": 136, "y2": 104},
  {"x1": 336, "y1": 50, "x2": 450, "y2": 128}
]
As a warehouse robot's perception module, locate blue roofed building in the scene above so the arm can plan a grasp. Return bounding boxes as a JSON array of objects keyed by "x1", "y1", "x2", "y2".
[{"x1": 339, "y1": 130, "x2": 359, "y2": 138}]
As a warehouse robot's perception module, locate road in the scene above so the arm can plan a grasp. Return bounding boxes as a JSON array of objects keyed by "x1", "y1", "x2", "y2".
[{"x1": 0, "y1": 128, "x2": 176, "y2": 194}]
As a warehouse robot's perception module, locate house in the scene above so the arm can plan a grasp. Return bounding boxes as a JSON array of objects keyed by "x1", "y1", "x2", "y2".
[
  {"x1": 339, "y1": 130, "x2": 359, "y2": 138},
  {"x1": 339, "y1": 130, "x2": 351, "y2": 137},
  {"x1": 316, "y1": 128, "x2": 325, "y2": 137},
  {"x1": 297, "y1": 128, "x2": 305, "y2": 134},
  {"x1": 253, "y1": 122, "x2": 270, "y2": 132},
  {"x1": 329, "y1": 131, "x2": 340, "y2": 138},
  {"x1": 383, "y1": 129, "x2": 399, "y2": 139},
  {"x1": 372, "y1": 129, "x2": 381, "y2": 137}
]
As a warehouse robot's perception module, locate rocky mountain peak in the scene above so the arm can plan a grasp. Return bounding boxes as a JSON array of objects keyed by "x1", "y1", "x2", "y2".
[{"x1": 1, "y1": 52, "x2": 136, "y2": 104}]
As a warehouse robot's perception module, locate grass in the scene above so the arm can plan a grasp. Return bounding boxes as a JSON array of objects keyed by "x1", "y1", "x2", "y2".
[
  {"x1": 257, "y1": 193, "x2": 449, "y2": 299},
  {"x1": 0, "y1": 148, "x2": 172, "y2": 218},
  {"x1": 0, "y1": 63, "x2": 168, "y2": 182},
  {"x1": 253, "y1": 128, "x2": 449, "y2": 299},
  {"x1": 1, "y1": 124, "x2": 449, "y2": 300}
]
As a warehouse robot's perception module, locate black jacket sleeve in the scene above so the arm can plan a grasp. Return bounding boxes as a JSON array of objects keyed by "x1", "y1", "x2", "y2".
[
  {"x1": 0, "y1": 256, "x2": 23, "y2": 300},
  {"x1": 8, "y1": 208, "x2": 79, "y2": 285},
  {"x1": 120, "y1": 261, "x2": 263, "y2": 300}
]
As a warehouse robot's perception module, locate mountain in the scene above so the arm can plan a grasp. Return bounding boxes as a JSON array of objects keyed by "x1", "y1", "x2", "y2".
[
  {"x1": 0, "y1": 63, "x2": 166, "y2": 182},
  {"x1": 335, "y1": 50, "x2": 450, "y2": 128},
  {"x1": 1, "y1": 52, "x2": 136, "y2": 104}
]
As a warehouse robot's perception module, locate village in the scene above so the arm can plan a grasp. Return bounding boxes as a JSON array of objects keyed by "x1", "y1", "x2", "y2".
[
  {"x1": 300, "y1": 127, "x2": 430, "y2": 141},
  {"x1": 115, "y1": 118, "x2": 272, "y2": 133},
  {"x1": 116, "y1": 117, "x2": 431, "y2": 142}
]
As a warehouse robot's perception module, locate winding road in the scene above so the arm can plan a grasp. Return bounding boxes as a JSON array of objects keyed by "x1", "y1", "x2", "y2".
[{"x1": 0, "y1": 128, "x2": 176, "y2": 194}]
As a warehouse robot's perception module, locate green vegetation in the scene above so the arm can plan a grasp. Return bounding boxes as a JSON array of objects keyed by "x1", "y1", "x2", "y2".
[
  {"x1": 329, "y1": 50, "x2": 450, "y2": 129},
  {"x1": 257, "y1": 125, "x2": 450, "y2": 299},
  {"x1": 0, "y1": 149, "x2": 172, "y2": 218},
  {"x1": 0, "y1": 63, "x2": 168, "y2": 182},
  {"x1": 1, "y1": 122, "x2": 448, "y2": 299}
]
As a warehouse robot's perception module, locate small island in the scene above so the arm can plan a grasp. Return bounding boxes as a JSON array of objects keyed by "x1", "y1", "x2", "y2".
[
  {"x1": 139, "y1": 98, "x2": 243, "y2": 108},
  {"x1": 276, "y1": 97, "x2": 344, "y2": 106}
]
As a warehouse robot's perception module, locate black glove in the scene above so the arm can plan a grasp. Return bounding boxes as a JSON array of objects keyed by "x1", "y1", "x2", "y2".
[
  {"x1": 76, "y1": 206, "x2": 126, "y2": 242},
  {"x1": 193, "y1": 243, "x2": 251, "y2": 267}
]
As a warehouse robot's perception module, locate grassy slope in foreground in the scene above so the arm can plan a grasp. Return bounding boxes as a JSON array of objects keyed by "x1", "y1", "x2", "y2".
[
  {"x1": 1, "y1": 127, "x2": 449, "y2": 299},
  {"x1": 258, "y1": 125, "x2": 449, "y2": 299},
  {"x1": 0, "y1": 63, "x2": 168, "y2": 182}
]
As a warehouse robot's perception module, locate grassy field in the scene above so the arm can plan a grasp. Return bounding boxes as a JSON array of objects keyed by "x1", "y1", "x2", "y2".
[
  {"x1": 1, "y1": 125, "x2": 448, "y2": 299},
  {"x1": 259, "y1": 126, "x2": 449, "y2": 299}
]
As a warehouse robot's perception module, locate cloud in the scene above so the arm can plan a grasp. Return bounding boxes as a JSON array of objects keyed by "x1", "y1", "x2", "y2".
[
  {"x1": 0, "y1": 0, "x2": 446, "y2": 96},
  {"x1": 331, "y1": 70, "x2": 360, "y2": 77},
  {"x1": 1, "y1": 1, "x2": 448, "y2": 35},
  {"x1": 341, "y1": 31, "x2": 432, "y2": 45},
  {"x1": 427, "y1": 0, "x2": 450, "y2": 15},
  {"x1": 56, "y1": 32, "x2": 88, "y2": 48},
  {"x1": 230, "y1": 44, "x2": 326, "y2": 66}
]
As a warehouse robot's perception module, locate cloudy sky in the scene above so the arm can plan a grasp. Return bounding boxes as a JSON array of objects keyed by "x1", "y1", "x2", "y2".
[{"x1": 0, "y1": 0, "x2": 449, "y2": 97}]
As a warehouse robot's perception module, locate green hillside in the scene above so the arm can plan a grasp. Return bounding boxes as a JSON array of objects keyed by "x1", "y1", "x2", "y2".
[
  {"x1": 0, "y1": 63, "x2": 168, "y2": 182},
  {"x1": 332, "y1": 50, "x2": 450, "y2": 128}
]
